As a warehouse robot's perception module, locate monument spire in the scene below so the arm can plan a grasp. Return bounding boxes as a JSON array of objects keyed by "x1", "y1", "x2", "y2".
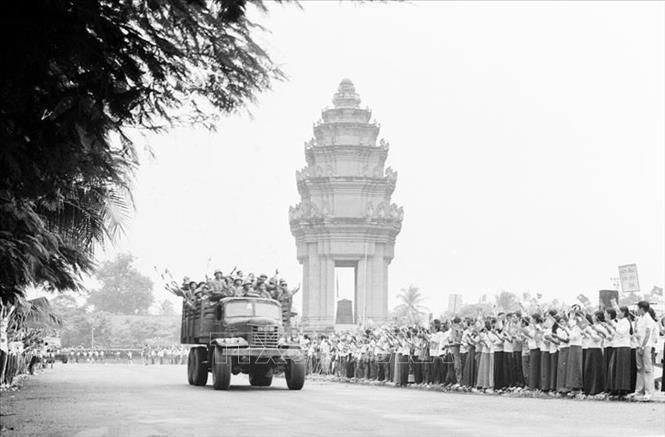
[{"x1": 332, "y1": 78, "x2": 361, "y2": 108}]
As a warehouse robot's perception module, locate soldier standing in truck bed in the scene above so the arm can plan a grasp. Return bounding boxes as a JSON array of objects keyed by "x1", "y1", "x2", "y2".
[{"x1": 208, "y1": 270, "x2": 228, "y2": 294}]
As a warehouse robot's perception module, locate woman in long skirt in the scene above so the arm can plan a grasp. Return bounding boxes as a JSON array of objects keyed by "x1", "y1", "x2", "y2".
[
  {"x1": 547, "y1": 326, "x2": 559, "y2": 390},
  {"x1": 462, "y1": 344, "x2": 475, "y2": 387},
  {"x1": 603, "y1": 309, "x2": 617, "y2": 393},
  {"x1": 521, "y1": 333, "x2": 530, "y2": 387},
  {"x1": 461, "y1": 327, "x2": 476, "y2": 387},
  {"x1": 474, "y1": 327, "x2": 482, "y2": 387},
  {"x1": 527, "y1": 317, "x2": 541, "y2": 390},
  {"x1": 512, "y1": 327, "x2": 525, "y2": 387},
  {"x1": 395, "y1": 344, "x2": 410, "y2": 387},
  {"x1": 565, "y1": 316, "x2": 584, "y2": 392},
  {"x1": 555, "y1": 318, "x2": 570, "y2": 393},
  {"x1": 540, "y1": 325, "x2": 551, "y2": 392},
  {"x1": 583, "y1": 312, "x2": 605, "y2": 395},
  {"x1": 609, "y1": 307, "x2": 633, "y2": 396},
  {"x1": 476, "y1": 329, "x2": 492, "y2": 389},
  {"x1": 491, "y1": 327, "x2": 505, "y2": 390},
  {"x1": 503, "y1": 329, "x2": 514, "y2": 387}
]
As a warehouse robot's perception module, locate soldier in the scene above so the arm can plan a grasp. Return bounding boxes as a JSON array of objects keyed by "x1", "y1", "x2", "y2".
[
  {"x1": 256, "y1": 274, "x2": 268, "y2": 288},
  {"x1": 269, "y1": 278, "x2": 281, "y2": 300},
  {"x1": 242, "y1": 281, "x2": 259, "y2": 297},
  {"x1": 231, "y1": 277, "x2": 244, "y2": 297},
  {"x1": 256, "y1": 283, "x2": 271, "y2": 299},
  {"x1": 208, "y1": 270, "x2": 227, "y2": 295}
]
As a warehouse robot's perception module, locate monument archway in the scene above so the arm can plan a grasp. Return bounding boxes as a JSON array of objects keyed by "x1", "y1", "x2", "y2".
[{"x1": 289, "y1": 79, "x2": 403, "y2": 331}]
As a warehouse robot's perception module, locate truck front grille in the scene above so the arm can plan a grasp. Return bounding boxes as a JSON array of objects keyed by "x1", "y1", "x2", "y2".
[{"x1": 250, "y1": 326, "x2": 279, "y2": 348}]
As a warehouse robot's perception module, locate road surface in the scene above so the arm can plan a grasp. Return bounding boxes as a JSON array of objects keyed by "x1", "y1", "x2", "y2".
[{"x1": 1, "y1": 364, "x2": 663, "y2": 437}]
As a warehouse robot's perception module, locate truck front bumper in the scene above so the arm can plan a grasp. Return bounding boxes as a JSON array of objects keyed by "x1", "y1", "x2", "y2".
[{"x1": 216, "y1": 347, "x2": 304, "y2": 361}]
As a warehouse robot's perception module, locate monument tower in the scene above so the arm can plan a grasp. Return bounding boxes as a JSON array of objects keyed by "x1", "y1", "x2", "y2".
[{"x1": 289, "y1": 79, "x2": 403, "y2": 331}]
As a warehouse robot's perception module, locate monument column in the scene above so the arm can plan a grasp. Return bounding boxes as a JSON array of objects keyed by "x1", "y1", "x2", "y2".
[{"x1": 369, "y1": 245, "x2": 386, "y2": 321}]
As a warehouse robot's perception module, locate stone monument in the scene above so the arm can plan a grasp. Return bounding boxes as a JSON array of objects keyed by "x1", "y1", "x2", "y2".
[
  {"x1": 289, "y1": 79, "x2": 403, "y2": 331},
  {"x1": 335, "y1": 299, "x2": 354, "y2": 325}
]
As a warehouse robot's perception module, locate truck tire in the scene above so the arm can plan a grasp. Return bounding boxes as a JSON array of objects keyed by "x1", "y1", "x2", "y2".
[
  {"x1": 285, "y1": 359, "x2": 305, "y2": 390},
  {"x1": 212, "y1": 347, "x2": 231, "y2": 390},
  {"x1": 186, "y1": 349, "x2": 195, "y2": 385},
  {"x1": 191, "y1": 347, "x2": 208, "y2": 386},
  {"x1": 249, "y1": 368, "x2": 273, "y2": 387}
]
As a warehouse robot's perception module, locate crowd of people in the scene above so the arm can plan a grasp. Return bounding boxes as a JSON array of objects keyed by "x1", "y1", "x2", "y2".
[
  {"x1": 55, "y1": 346, "x2": 189, "y2": 365},
  {"x1": 162, "y1": 268, "x2": 299, "y2": 324},
  {"x1": 302, "y1": 299, "x2": 664, "y2": 401}
]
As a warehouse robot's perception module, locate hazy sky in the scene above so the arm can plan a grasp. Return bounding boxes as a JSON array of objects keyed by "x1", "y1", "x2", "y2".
[{"x1": 101, "y1": 1, "x2": 664, "y2": 315}]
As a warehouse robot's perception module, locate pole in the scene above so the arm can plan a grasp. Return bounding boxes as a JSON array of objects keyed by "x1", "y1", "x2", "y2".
[{"x1": 91, "y1": 325, "x2": 94, "y2": 349}]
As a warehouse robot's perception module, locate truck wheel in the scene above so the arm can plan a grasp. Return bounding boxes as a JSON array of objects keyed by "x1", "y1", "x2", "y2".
[
  {"x1": 249, "y1": 368, "x2": 273, "y2": 387},
  {"x1": 285, "y1": 359, "x2": 305, "y2": 390},
  {"x1": 186, "y1": 349, "x2": 195, "y2": 385},
  {"x1": 191, "y1": 347, "x2": 208, "y2": 386},
  {"x1": 212, "y1": 347, "x2": 231, "y2": 390}
]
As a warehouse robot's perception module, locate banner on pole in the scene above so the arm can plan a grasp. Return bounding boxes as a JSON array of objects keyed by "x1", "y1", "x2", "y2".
[{"x1": 618, "y1": 264, "x2": 640, "y2": 293}]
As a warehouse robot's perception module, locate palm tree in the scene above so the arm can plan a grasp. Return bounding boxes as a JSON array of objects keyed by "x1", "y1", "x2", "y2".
[{"x1": 393, "y1": 285, "x2": 428, "y2": 325}]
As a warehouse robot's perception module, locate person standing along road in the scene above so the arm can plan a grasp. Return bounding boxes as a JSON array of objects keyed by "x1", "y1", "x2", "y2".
[
  {"x1": 633, "y1": 301, "x2": 656, "y2": 400},
  {"x1": 526, "y1": 315, "x2": 541, "y2": 390},
  {"x1": 449, "y1": 318, "x2": 463, "y2": 385},
  {"x1": 610, "y1": 306, "x2": 633, "y2": 397}
]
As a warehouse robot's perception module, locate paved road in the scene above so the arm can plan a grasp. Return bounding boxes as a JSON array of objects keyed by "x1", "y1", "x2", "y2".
[{"x1": 1, "y1": 364, "x2": 663, "y2": 437}]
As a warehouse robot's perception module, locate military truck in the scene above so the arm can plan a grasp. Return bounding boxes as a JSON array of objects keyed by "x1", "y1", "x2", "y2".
[{"x1": 181, "y1": 296, "x2": 305, "y2": 390}]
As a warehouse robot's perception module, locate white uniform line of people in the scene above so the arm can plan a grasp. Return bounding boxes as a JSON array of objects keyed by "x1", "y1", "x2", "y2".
[{"x1": 301, "y1": 299, "x2": 663, "y2": 402}]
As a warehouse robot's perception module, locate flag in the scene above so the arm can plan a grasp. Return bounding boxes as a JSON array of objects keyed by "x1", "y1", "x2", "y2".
[
  {"x1": 577, "y1": 294, "x2": 591, "y2": 305},
  {"x1": 652, "y1": 285, "x2": 663, "y2": 296}
]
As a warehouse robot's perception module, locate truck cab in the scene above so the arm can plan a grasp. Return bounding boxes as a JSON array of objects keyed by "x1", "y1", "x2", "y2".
[{"x1": 181, "y1": 296, "x2": 305, "y2": 390}]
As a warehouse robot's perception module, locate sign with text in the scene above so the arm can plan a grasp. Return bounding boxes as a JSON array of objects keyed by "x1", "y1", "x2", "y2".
[{"x1": 618, "y1": 264, "x2": 640, "y2": 293}]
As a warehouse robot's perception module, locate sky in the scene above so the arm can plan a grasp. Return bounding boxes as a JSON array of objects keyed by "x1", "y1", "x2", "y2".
[{"x1": 97, "y1": 1, "x2": 664, "y2": 316}]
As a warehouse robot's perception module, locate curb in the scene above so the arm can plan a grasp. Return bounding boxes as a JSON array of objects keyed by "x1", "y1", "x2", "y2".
[{"x1": 305, "y1": 375, "x2": 665, "y2": 404}]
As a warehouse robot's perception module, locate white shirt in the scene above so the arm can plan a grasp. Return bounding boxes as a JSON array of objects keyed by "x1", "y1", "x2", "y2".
[
  {"x1": 527, "y1": 327, "x2": 538, "y2": 350},
  {"x1": 557, "y1": 330, "x2": 569, "y2": 350},
  {"x1": 613, "y1": 318, "x2": 631, "y2": 348},
  {"x1": 431, "y1": 331, "x2": 448, "y2": 356},
  {"x1": 635, "y1": 314, "x2": 657, "y2": 348},
  {"x1": 584, "y1": 327, "x2": 603, "y2": 349},
  {"x1": 503, "y1": 332, "x2": 513, "y2": 353},
  {"x1": 604, "y1": 322, "x2": 616, "y2": 348},
  {"x1": 568, "y1": 326, "x2": 583, "y2": 347}
]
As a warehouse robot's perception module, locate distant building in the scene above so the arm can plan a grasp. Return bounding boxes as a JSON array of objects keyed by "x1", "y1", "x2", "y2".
[{"x1": 448, "y1": 294, "x2": 463, "y2": 314}]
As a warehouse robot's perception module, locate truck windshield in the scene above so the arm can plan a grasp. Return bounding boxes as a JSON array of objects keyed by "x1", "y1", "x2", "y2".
[
  {"x1": 225, "y1": 301, "x2": 281, "y2": 320},
  {"x1": 255, "y1": 302, "x2": 281, "y2": 320}
]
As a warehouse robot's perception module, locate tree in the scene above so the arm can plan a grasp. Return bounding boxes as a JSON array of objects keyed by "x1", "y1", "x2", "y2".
[
  {"x1": 0, "y1": 0, "x2": 286, "y2": 303},
  {"x1": 456, "y1": 303, "x2": 493, "y2": 318},
  {"x1": 157, "y1": 299, "x2": 175, "y2": 316},
  {"x1": 393, "y1": 285, "x2": 428, "y2": 326},
  {"x1": 495, "y1": 291, "x2": 520, "y2": 313},
  {"x1": 88, "y1": 254, "x2": 154, "y2": 314}
]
